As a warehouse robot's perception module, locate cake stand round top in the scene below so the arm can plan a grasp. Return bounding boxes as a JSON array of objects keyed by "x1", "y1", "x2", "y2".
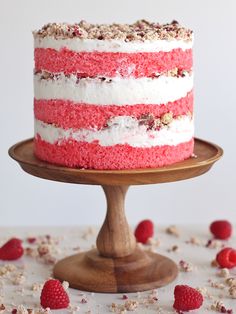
[{"x1": 9, "y1": 138, "x2": 223, "y2": 186}]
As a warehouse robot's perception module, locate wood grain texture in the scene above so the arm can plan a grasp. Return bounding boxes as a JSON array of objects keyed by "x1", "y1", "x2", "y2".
[
  {"x1": 97, "y1": 186, "x2": 136, "y2": 257},
  {"x1": 8, "y1": 138, "x2": 223, "y2": 186},
  {"x1": 53, "y1": 248, "x2": 178, "y2": 293}
]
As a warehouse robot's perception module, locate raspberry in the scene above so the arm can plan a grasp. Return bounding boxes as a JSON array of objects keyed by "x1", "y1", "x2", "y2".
[
  {"x1": 40, "y1": 279, "x2": 70, "y2": 309},
  {"x1": 216, "y1": 247, "x2": 236, "y2": 269},
  {"x1": 27, "y1": 237, "x2": 37, "y2": 244},
  {"x1": 0, "y1": 238, "x2": 24, "y2": 260},
  {"x1": 173, "y1": 285, "x2": 203, "y2": 311},
  {"x1": 134, "y1": 219, "x2": 154, "y2": 244},
  {"x1": 210, "y1": 220, "x2": 232, "y2": 240}
]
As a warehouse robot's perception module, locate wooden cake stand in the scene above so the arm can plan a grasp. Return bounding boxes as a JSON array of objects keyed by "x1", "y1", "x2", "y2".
[{"x1": 9, "y1": 138, "x2": 223, "y2": 293}]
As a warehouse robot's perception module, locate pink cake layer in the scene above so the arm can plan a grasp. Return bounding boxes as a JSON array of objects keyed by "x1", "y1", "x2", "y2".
[
  {"x1": 34, "y1": 91, "x2": 193, "y2": 130},
  {"x1": 35, "y1": 48, "x2": 192, "y2": 77},
  {"x1": 34, "y1": 137, "x2": 194, "y2": 170}
]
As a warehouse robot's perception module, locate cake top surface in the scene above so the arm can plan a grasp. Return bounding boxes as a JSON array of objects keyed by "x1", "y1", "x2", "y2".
[{"x1": 34, "y1": 20, "x2": 193, "y2": 42}]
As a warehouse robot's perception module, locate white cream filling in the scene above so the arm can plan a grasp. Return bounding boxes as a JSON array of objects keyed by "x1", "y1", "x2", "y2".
[
  {"x1": 34, "y1": 36, "x2": 193, "y2": 53},
  {"x1": 35, "y1": 115, "x2": 194, "y2": 147},
  {"x1": 34, "y1": 74, "x2": 193, "y2": 105}
]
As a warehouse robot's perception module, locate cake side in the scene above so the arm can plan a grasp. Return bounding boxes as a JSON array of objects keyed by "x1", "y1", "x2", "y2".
[{"x1": 33, "y1": 20, "x2": 194, "y2": 170}]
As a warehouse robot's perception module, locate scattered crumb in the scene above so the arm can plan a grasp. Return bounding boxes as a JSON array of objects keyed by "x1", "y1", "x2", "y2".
[
  {"x1": 62, "y1": 281, "x2": 69, "y2": 290},
  {"x1": 12, "y1": 273, "x2": 26, "y2": 285},
  {"x1": 167, "y1": 245, "x2": 179, "y2": 252},
  {"x1": 210, "y1": 281, "x2": 226, "y2": 290},
  {"x1": 211, "y1": 259, "x2": 219, "y2": 267},
  {"x1": 196, "y1": 287, "x2": 213, "y2": 299},
  {"x1": 0, "y1": 264, "x2": 17, "y2": 276},
  {"x1": 185, "y1": 236, "x2": 202, "y2": 246},
  {"x1": 218, "y1": 268, "x2": 230, "y2": 278},
  {"x1": 211, "y1": 300, "x2": 224, "y2": 311},
  {"x1": 210, "y1": 300, "x2": 233, "y2": 313},
  {"x1": 146, "y1": 237, "x2": 160, "y2": 247},
  {"x1": 14, "y1": 305, "x2": 29, "y2": 314},
  {"x1": 68, "y1": 304, "x2": 80, "y2": 313},
  {"x1": 206, "y1": 239, "x2": 224, "y2": 249},
  {"x1": 229, "y1": 285, "x2": 236, "y2": 298},
  {"x1": 32, "y1": 282, "x2": 44, "y2": 292},
  {"x1": 36, "y1": 309, "x2": 51, "y2": 314},
  {"x1": 165, "y1": 225, "x2": 180, "y2": 237},
  {"x1": 37, "y1": 244, "x2": 51, "y2": 257},
  {"x1": 25, "y1": 247, "x2": 38, "y2": 258},
  {"x1": 226, "y1": 277, "x2": 236, "y2": 287},
  {"x1": 0, "y1": 304, "x2": 5, "y2": 313},
  {"x1": 124, "y1": 300, "x2": 139, "y2": 311},
  {"x1": 110, "y1": 300, "x2": 139, "y2": 313},
  {"x1": 179, "y1": 260, "x2": 194, "y2": 272}
]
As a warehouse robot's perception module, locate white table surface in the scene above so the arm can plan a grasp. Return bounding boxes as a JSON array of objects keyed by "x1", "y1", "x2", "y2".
[{"x1": 0, "y1": 225, "x2": 235, "y2": 313}]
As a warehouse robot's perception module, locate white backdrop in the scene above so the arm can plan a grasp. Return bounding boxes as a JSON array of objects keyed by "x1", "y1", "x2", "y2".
[{"x1": 1, "y1": 0, "x2": 235, "y2": 226}]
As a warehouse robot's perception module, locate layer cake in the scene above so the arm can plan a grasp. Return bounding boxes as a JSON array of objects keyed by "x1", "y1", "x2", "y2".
[{"x1": 33, "y1": 20, "x2": 194, "y2": 169}]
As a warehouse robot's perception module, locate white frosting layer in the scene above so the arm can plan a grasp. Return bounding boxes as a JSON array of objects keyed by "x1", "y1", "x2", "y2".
[
  {"x1": 34, "y1": 36, "x2": 193, "y2": 53},
  {"x1": 35, "y1": 116, "x2": 194, "y2": 147},
  {"x1": 34, "y1": 74, "x2": 193, "y2": 105}
]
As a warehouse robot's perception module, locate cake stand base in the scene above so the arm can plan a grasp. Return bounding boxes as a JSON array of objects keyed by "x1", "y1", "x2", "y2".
[
  {"x1": 9, "y1": 138, "x2": 223, "y2": 293},
  {"x1": 54, "y1": 248, "x2": 177, "y2": 293}
]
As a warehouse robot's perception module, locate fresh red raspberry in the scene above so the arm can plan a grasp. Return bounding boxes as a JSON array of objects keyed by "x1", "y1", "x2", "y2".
[
  {"x1": 210, "y1": 220, "x2": 232, "y2": 240},
  {"x1": 0, "y1": 238, "x2": 24, "y2": 260},
  {"x1": 40, "y1": 279, "x2": 70, "y2": 309},
  {"x1": 27, "y1": 237, "x2": 37, "y2": 244},
  {"x1": 173, "y1": 285, "x2": 203, "y2": 311},
  {"x1": 134, "y1": 219, "x2": 154, "y2": 244},
  {"x1": 216, "y1": 247, "x2": 236, "y2": 268}
]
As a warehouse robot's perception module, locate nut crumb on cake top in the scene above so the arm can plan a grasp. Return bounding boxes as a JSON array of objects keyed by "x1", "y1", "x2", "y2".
[{"x1": 34, "y1": 20, "x2": 193, "y2": 42}]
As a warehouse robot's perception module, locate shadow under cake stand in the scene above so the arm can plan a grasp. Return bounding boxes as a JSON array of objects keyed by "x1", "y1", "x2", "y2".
[{"x1": 9, "y1": 138, "x2": 223, "y2": 293}]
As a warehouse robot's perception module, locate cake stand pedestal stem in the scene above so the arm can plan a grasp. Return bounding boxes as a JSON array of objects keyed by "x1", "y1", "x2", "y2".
[{"x1": 97, "y1": 185, "x2": 136, "y2": 258}]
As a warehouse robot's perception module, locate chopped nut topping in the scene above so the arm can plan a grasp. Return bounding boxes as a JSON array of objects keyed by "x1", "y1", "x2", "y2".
[
  {"x1": 160, "y1": 112, "x2": 173, "y2": 125},
  {"x1": 138, "y1": 112, "x2": 175, "y2": 131},
  {"x1": 34, "y1": 20, "x2": 193, "y2": 42},
  {"x1": 36, "y1": 69, "x2": 192, "y2": 81}
]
